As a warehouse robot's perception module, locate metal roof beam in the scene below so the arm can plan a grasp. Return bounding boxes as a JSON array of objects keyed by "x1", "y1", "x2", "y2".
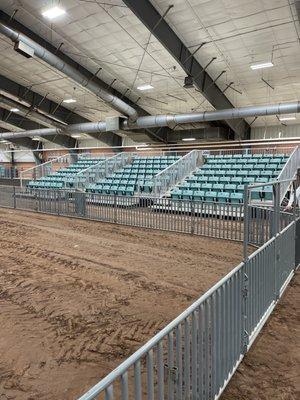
[
  {"x1": 0, "y1": 75, "x2": 122, "y2": 147},
  {"x1": 0, "y1": 10, "x2": 170, "y2": 143},
  {"x1": 0, "y1": 107, "x2": 78, "y2": 149},
  {"x1": 122, "y1": 0, "x2": 250, "y2": 140}
]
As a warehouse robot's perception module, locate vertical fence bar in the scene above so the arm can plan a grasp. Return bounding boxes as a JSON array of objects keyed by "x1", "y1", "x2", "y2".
[
  {"x1": 168, "y1": 331, "x2": 175, "y2": 400},
  {"x1": 157, "y1": 341, "x2": 164, "y2": 400},
  {"x1": 191, "y1": 311, "x2": 198, "y2": 400},
  {"x1": 121, "y1": 373, "x2": 129, "y2": 400},
  {"x1": 147, "y1": 350, "x2": 154, "y2": 400},
  {"x1": 184, "y1": 318, "x2": 190, "y2": 400},
  {"x1": 134, "y1": 361, "x2": 142, "y2": 400}
]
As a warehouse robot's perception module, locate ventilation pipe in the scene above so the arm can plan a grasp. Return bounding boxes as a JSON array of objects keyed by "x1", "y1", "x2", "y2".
[
  {"x1": 0, "y1": 22, "x2": 138, "y2": 121},
  {"x1": 124, "y1": 102, "x2": 300, "y2": 130},
  {"x1": 1, "y1": 101, "x2": 299, "y2": 141}
]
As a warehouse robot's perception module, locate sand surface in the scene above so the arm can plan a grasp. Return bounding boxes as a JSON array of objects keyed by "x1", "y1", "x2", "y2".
[
  {"x1": 221, "y1": 272, "x2": 299, "y2": 400},
  {"x1": 0, "y1": 208, "x2": 242, "y2": 399}
]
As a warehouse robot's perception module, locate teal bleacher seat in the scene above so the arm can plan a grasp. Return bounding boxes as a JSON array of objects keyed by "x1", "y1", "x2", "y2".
[
  {"x1": 224, "y1": 183, "x2": 237, "y2": 192},
  {"x1": 169, "y1": 152, "x2": 289, "y2": 203},
  {"x1": 202, "y1": 183, "x2": 213, "y2": 191},
  {"x1": 230, "y1": 193, "x2": 243, "y2": 203},
  {"x1": 217, "y1": 192, "x2": 230, "y2": 203},
  {"x1": 193, "y1": 190, "x2": 205, "y2": 201},
  {"x1": 205, "y1": 191, "x2": 217, "y2": 202},
  {"x1": 182, "y1": 189, "x2": 193, "y2": 200}
]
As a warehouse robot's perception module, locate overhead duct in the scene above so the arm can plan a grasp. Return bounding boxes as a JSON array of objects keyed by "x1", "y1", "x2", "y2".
[
  {"x1": 124, "y1": 102, "x2": 300, "y2": 130},
  {"x1": 0, "y1": 101, "x2": 299, "y2": 141},
  {"x1": 0, "y1": 22, "x2": 138, "y2": 121}
]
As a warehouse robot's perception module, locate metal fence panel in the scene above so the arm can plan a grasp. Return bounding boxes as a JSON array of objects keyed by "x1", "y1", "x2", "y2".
[
  {"x1": 76, "y1": 219, "x2": 297, "y2": 400},
  {"x1": 0, "y1": 184, "x2": 297, "y2": 400}
]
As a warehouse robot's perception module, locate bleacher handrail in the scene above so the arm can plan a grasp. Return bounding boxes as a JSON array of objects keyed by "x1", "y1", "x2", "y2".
[
  {"x1": 277, "y1": 146, "x2": 300, "y2": 202},
  {"x1": 150, "y1": 150, "x2": 203, "y2": 197},
  {"x1": 74, "y1": 152, "x2": 134, "y2": 189},
  {"x1": 20, "y1": 153, "x2": 71, "y2": 187}
]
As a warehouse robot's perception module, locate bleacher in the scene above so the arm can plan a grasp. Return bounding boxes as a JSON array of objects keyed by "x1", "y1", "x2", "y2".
[
  {"x1": 86, "y1": 155, "x2": 180, "y2": 196},
  {"x1": 170, "y1": 153, "x2": 288, "y2": 203},
  {"x1": 27, "y1": 157, "x2": 106, "y2": 189}
]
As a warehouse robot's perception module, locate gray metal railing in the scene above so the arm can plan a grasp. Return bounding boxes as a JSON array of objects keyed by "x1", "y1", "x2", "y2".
[
  {"x1": 0, "y1": 186, "x2": 244, "y2": 241},
  {"x1": 277, "y1": 146, "x2": 300, "y2": 202},
  {"x1": 0, "y1": 181, "x2": 297, "y2": 400},
  {"x1": 151, "y1": 150, "x2": 203, "y2": 197},
  {"x1": 74, "y1": 153, "x2": 133, "y2": 189},
  {"x1": 76, "y1": 219, "x2": 297, "y2": 400},
  {"x1": 20, "y1": 153, "x2": 72, "y2": 186}
]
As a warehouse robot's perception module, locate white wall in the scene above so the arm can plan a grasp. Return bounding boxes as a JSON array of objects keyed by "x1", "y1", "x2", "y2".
[
  {"x1": 0, "y1": 151, "x2": 10, "y2": 162},
  {"x1": 0, "y1": 146, "x2": 35, "y2": 162},
  {"x1": 251, "y1": 124, "x2": 300, "y2": 140}
]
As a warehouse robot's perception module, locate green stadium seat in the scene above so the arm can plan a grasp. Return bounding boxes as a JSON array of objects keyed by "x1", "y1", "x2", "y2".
[
  {"x1": 193, "y1": 190, "x2": 205, "y2": 201},
  {"x1": 205, "y1": 191, "x2": 217, "y2": 202},
  {"x1": 217, "y1": 192, "x2": 230, "y2": 203},
  {"x1": 182, "y1": 189, "x2": 194, "y2": 200},
  {"x1": 230, "y1": 193, "x2": 243, "y2": 203},
  {"x1": 224, "y1": 183, "x2": 237, "y2": 192}
]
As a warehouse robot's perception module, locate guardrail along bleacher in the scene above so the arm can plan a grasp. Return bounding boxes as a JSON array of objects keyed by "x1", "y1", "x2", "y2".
[
  {"x1": 86, "y1": 155, "x2": 180, "y2": 196},
  {"x1": 27, "y1": 155, "x2": 108, "y2": 189},
  {"x1": 170, "y1": 153, "x2": 289, "y2": 203}
]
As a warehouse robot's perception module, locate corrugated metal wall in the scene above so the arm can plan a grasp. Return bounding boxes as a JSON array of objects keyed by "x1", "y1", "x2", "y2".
[{"x1": 251, "y1": 124, "x2": 300, "y2": 139}]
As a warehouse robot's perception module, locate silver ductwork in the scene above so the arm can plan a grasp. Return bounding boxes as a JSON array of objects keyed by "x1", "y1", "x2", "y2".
[
  {"x1": 125, "y1": 102, "x2": 300, "y2": 129},
  {"x1": 1, "y1": 101, "x2": 299, "y2": 141},
  {"x1": 0, "y1": 22, "x2": 138, "y2": 121}
]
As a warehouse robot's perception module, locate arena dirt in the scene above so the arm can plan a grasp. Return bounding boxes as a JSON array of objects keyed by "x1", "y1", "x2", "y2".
[
  {"x1": 0, "y1": 208, "x2": 242, "y2": 399},
  {"x1": 0, "y1": 208, "x2": 296, "y2": 400},
  {"x1": 221, "y1": 272, "x2": 299, "y2": 400}
]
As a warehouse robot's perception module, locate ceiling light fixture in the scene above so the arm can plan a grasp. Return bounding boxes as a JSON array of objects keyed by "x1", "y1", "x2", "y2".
[
  {"x1": 250, "y1": 62, "x2": 274, "y2": 70},
  {"x1": 42, "y1": 6, "x2": 66, "y2": 20},
  {"x1": 71, "y1": 134, "x2": 83, "y2": 138},
  {"x1": 182, "y1": 137, "x2": 196, "y2": 141},
  {"x1": 63, "y1": 98, "x2": 76, "y2": 104},
  {"x1": 137, "y1": 84, "x2": 154, "y2": 91},
  {"x1": 10, "y1": 108, "x2": 20, "y2": 112},
  {"x1": 279, "y1": 116, "x2": 296, "y2": 121}
]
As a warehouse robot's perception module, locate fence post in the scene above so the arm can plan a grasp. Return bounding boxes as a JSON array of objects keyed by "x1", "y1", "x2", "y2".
[
  {"x1": 13, "y1": 186, "x2": 16, "y2": 209},
  {"x1": 243, "y1": 185, "x2": 249, "y2": 261},
  {"x1": 274, "y1": 182, "x2": 281, "y2": 300},
  {"x1": 242, "y1": 185, "x2": 250, "y2": 353},
  {"x1": 113, "y1": 194, "x2": 117, "y2": 223},
  {"x1": 190, "y1": 200, "x2": 195, "y2": 235},
  {"x1": 57, "y1": 190, "x2": 60, "y2": 216}
]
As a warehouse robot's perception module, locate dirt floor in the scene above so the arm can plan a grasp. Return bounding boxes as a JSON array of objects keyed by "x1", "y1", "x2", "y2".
[
  {"x1": 0, "y1": 208, "x2": 243, "y2": 400},
  {"x1": 221, "y1": 271, "x2": 300, "y2": 400}
]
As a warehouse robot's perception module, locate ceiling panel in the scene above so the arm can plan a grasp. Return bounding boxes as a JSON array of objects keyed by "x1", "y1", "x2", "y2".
[{"x1": 0, "y1": 0, "x2": 299, "y2": 130}]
